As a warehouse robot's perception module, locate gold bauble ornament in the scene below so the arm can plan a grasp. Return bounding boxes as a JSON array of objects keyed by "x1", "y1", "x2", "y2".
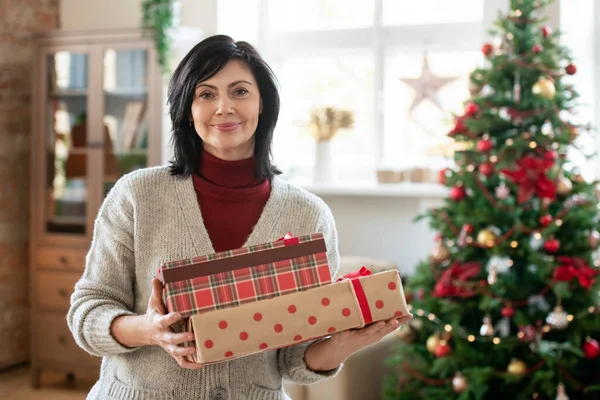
[
  {"x1": 507, "y1": 358, "x2": 528, "y2": 375},
  {"x1": 452, "y1": 372, "x2": 469, "y2": 393},
  {"x1": 430, "y1": 240, "x2": 450, "y2": 265},
  {"x1": 556, "y1": 176, "x2": 573, "y2": 196},
  {"x1": 426, "y1": 334, "x2": 440, "y2": 354},
  {"x1": 477, "y1": 229, "x2": 496, "y2": 248},
  {"x1": 567, "y1": 124, "x2": 579, "y2": 140},
  {"x1": 589, "y1": 230, "x2": 600, "y2": 249},
  {"x1": 572, "y1": 173, "x2": 585, "y2": 183},
  {"x1": 556, "y1": 383, "x2": 569, "y2": 400},
  {"x1": 479, "y1": 314, "x2": 495, "y2": 336},
  {"x1": 532, "y1": 77, "x2": 556, "y2": 100}
]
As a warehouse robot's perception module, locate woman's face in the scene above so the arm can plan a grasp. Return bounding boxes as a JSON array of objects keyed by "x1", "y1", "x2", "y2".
[{"x1": 191, "y1": 60, "x2": 261, "y2": 161}]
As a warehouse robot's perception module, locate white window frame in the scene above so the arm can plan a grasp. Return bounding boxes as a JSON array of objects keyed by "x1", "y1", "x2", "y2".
[{"x1": 255, "y1": 0, "x2": 508, "y2": 177}]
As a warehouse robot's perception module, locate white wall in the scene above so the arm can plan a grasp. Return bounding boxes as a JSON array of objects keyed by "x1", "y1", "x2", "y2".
[{"x1": 319, "y1": 195, "x2": 443, "y2": 276}]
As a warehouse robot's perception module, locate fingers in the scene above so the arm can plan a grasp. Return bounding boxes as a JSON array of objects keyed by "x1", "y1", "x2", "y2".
[
  {"x1": 148, "y1": 279, "x2": 167, "y2": 314},
  {"x1": 174, "y1": 356, "x2": 204, "y2": 369},
  {"x1": 395, "y1": 315, "x2": 413, "y2": 326},
  {"x1": 168, "y1": 344, "x2": 197, "y2": 357},
  {"x1": 159, "y1": 331, "x2": 195, "y2": 347},
  {"x1": 158, "y1": 312, "x2": 182, "y2": 329}
]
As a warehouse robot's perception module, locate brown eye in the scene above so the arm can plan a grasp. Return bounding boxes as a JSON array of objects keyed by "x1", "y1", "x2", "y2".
[
  {"x1": 199, "y1": 92, "x2": 214, "y2": 99},
  {"x1": 234, "y1": 88, "x2": 249, "y2": 97}
]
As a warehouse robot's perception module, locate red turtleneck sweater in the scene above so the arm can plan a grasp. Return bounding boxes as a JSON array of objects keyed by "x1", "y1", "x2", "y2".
[{"x1": 192, "y1": 150, "x2": 271, "y2": 252}]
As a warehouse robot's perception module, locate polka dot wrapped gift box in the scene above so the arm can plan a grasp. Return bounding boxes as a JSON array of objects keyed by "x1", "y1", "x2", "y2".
[{"x1": 186, "y1": 267, "x2": 412, "y2": 364}]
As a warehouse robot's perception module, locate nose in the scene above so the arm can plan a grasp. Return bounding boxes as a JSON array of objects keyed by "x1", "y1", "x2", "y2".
[{"x1": 216, "y1": 96, "x2": 234, "y2": 115}]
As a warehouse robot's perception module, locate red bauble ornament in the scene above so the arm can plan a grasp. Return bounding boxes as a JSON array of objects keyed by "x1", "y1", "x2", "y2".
[
  {"x1": 541, "y1": 25, "x2": 552, "y2": 38},
  {"x1": 518, "y1": 325, "x2": 537, "y2": 343},
  {"x1": 477, "y1": 139, "x2": 493, "y2": 153},
  {"x1": 434, "y1": 342, "x2": 452, "y2": 358},
  {"x1": 543, "y1": 150, "x2": 557, "y2": 162},
  {"x1": 465, "y1": 102, "x2": 479, "y2": 116},
  {"x1": 539, "y1": 214, "x2": 553, "y2": 227},
  {"x1": 565, "y1": 63, "x2": 577, "y2": 75},
  {"x1": 450, "y1": 186, "x2": 466, "y2": 201},
  {"x1": 583, "y1": 337, "x2": 600, "y2": 359},
  {"x1": 438, "y1": 168, "x2": 449, "y2": 185},
  {"x1": 543, "y1": 238, "x2": 560, "y2": 253},
  {"x1": 482, "y1": 43, "x2": 494, "y2": 57},
  {"x1": 462, "y1": 224, "x2": 473, "y2": 233},
  {"x1": 479, "y1": 163, "x2": 494, "y2": 177},
  {"x1": 532, "y1": 44, "x2": 543, "y2": 54},
  {"x1": 501, "y1": 307, "x2": 515, "y2": 318}
]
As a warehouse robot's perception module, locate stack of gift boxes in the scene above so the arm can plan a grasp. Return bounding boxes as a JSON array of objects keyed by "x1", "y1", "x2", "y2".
[{"x1": 157, "y1": 232, "x2": 411, "y2": 365}]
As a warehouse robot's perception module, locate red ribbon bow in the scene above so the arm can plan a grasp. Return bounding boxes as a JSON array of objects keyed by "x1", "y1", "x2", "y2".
[
  {"x1": 553, "y1": 256, "x2": 599, "y2": 290},
  {"x1": 432, "y1": 261, "x2": 482, "y2": 298},
  {"x1": 337, "y1": 267, "x2": 373, "y2": 325},
  {"x1": 500, "y1": 154, "x2": 556, "y2": 204},
  {"x1": 277, "y1": 232, "x2": 299, "y2": 246},
  {"x1": 336, "y1": 266, "x2": 372, "y2": 282}
]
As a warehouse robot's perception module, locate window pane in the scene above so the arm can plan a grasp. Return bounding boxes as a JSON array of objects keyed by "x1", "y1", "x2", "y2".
[
  {"x1": 382, "y1": 51, "x2": 481, "y2": 169},
  {"x1": 273, "y1": 51, "x2": 375, "y2": 178},
  {"x1": 268, "y1": 0, "x2": 374, "y2": 32},
  {"x1": 383, "y1": 0, "x2": 483, "y2": 26},
  {"x1": 217, "y1": 0, "x2": 260, "y2": 44}
]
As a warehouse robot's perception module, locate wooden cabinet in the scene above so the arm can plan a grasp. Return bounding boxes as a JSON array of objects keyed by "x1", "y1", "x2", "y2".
[{"x1": 29, "y1": 29, "x2": 162, "y2": 387}]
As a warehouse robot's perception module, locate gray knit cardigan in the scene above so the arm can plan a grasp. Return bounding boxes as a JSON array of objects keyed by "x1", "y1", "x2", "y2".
[{"x1": 67, "y1": 166, "x2": 342, "y2": 400}]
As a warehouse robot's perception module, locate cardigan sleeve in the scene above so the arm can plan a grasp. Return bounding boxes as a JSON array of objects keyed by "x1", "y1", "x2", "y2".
[
  {"x1": 277, "y1": 201, "x2": 343, "y2": 384},
  {"x1": 67, "y1": 176, "x2": 140, "y2": 357}
]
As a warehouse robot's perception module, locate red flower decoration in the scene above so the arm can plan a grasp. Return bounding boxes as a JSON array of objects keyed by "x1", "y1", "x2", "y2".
[
  {"x1": 501, "y1": 155, "x2": 556, "y2": 203},
  {"x1": 432, "y1": 261, "x2": 482, "y2": 298},
  {"x1": 449, "y1": 116, "x2": 467, "y2": 136},
  {"x1": 553, "y1": 256, "x2": 599, "y2": 290}
]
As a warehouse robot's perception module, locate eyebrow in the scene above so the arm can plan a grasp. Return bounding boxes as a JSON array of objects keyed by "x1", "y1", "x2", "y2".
[{"x1": 196, "y1": 80, "x2": 253, "y2": 90}]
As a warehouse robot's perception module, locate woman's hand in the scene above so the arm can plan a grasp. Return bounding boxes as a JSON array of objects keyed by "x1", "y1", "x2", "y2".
[
  {"x1": 304, "y1": 315, "x2": 413, "y2": 372},
  {"x1": 144, "y1": 278, "x2": 203, "y2": 369},
  {"x1": 110, "y1": 279, "x2": 202, "y2": 369}
]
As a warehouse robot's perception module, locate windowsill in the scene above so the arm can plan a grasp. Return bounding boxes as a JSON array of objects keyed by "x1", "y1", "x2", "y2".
[{"x1": 288, "y1": 179, "x2": 448, "y2": 198}]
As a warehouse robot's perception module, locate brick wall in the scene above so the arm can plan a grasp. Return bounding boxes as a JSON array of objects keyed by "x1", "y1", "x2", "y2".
[{"x1": 0, "y1": 0, "x2": 59, "y2": 370}]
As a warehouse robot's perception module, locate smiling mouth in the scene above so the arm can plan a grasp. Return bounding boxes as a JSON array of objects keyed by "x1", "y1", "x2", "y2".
[{"x1": 213, "y1": 122, "x2": 242, "y2": 132}]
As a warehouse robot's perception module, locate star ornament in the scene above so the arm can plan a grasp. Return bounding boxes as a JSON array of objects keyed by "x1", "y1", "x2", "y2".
[{"x1": 399, "y1": 54, "x2": 459, "y2": 113}]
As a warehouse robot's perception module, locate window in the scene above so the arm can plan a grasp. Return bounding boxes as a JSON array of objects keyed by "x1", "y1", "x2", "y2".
[{"x1": 216, "y1": 1, "x2": 505, "y2": 181}]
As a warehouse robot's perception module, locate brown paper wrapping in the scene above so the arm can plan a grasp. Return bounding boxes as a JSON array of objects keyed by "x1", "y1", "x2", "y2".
[{"x1": 187, "y1": 269, "x2": 411, "y2": 364}]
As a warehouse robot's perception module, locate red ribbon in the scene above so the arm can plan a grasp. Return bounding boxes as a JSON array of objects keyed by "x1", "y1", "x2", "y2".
[
  {"x1": 432, "y1": 261, "x2": 481, "y2": 298},
  {"x1": 500, "y1": 154, "x2": 556, "y2": 204},
  {"x1": 277, "y1": 232, "x2": 299, "y2": 246},
  {"x1": 553, "y1": 256, "x2": 599, "y2": 290},
  {"x1": 337, "y1": 267, "x2": 373, "y2": 325}
]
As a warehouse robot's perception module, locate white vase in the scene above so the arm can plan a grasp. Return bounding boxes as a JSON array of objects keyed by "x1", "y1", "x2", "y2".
[{"x1": 314, "y1": 140, "x2": 333, "y2": 184}]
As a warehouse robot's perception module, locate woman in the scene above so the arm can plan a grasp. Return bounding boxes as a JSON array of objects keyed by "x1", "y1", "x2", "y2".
[{"x1": 68, "y1": 35, "x2": 408, "y2": 400}]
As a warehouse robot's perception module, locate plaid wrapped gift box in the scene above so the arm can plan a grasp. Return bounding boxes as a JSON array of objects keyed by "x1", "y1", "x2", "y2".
[
  {"x1": 157, "y1": 232, "x2": 332, "y2": 319},
  {"x1": 185, "y1": 268, "x2": 412, "y2": 365}
]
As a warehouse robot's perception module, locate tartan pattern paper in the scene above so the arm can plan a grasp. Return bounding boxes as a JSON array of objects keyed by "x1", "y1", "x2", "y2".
[{"x1": 159, "y1": 233, "x2": 331, "y2": 319}]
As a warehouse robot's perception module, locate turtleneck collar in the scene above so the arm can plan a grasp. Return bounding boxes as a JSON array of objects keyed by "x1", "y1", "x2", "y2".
[{"x1": 196, "y1": 148, "x2": 263, "y2": 189}]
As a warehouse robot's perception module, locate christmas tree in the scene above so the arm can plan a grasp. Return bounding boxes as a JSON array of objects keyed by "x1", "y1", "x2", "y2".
[{"x1": 384, "y1": 1, "x2": 600, "y2": 399}]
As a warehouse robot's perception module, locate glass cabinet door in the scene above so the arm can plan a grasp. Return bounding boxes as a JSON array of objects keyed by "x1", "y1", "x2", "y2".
[
  {"x1": 45, "y1": 51, "x2": 89, "y2": 235},
  {"x1": 102, "y1": 48, "x2": 149, "y2": 196}
]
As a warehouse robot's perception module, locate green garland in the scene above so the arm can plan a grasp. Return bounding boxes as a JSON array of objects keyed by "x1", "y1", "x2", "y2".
[{"x1": 141, "y1": 0, "x2": 175, "y2": 72}]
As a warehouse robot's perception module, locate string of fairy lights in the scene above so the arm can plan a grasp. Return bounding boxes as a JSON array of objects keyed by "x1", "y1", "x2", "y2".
[{"x1": 405, "y1": 303, "x2": 599, "y2": 345}]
